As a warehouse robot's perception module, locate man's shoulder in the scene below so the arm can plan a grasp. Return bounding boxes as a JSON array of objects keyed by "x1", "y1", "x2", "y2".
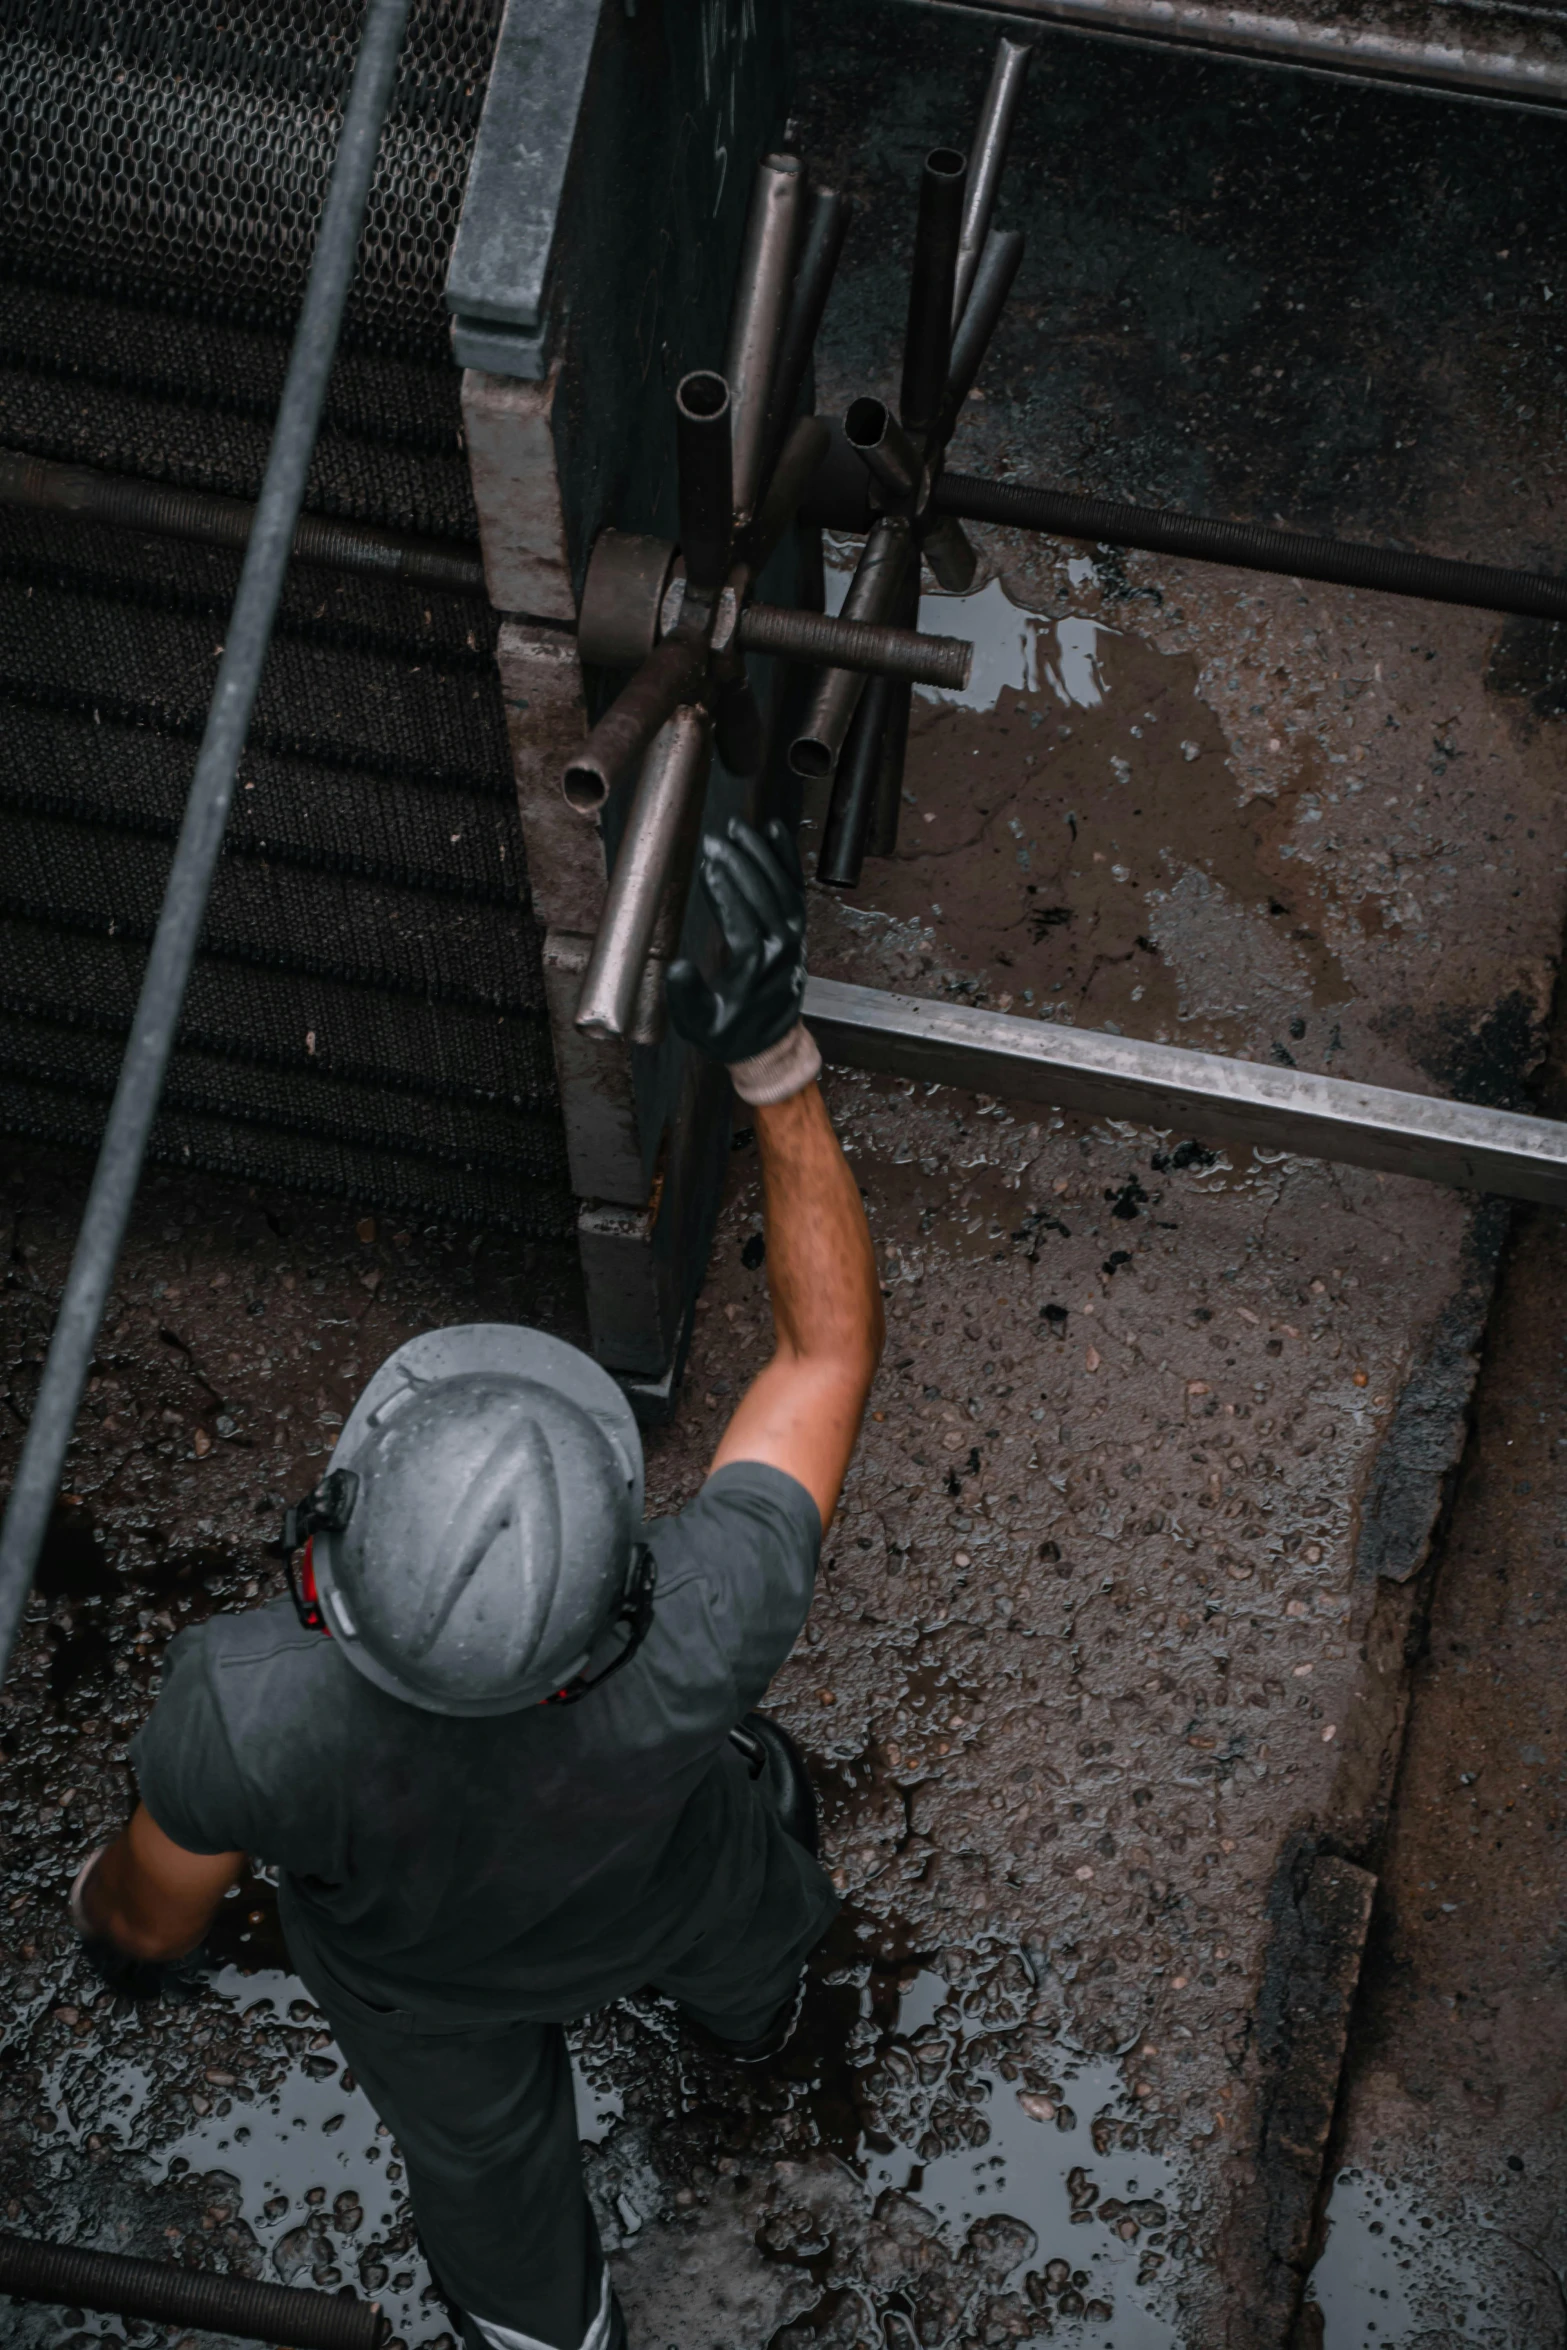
[
  {"x1": 165, "y1": 1600, "x2": 359, "y2": 1742},
  {"x1": 647, "y1": 1460, "x2": 821, "y2": 1592},
  {"x1": 175, "y1": 1598, "x2": 335, "y2": 1679}
]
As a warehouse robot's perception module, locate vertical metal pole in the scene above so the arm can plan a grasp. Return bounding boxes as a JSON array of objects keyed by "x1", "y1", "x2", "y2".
[
  {"x1": 724, "y1": 155, "x2": 807, "y2": 524},
  {"x1": 951, "y1": 36, "x2": 1035, "y2": 323},
  {"x1": 0, "y1": 0, "x2": 413, "y2": 1679}
]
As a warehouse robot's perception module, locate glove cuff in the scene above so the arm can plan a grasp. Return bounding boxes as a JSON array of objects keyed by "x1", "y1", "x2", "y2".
[{"x1": 729, "y1": 1021, "x2": 822, "y2": 1107}]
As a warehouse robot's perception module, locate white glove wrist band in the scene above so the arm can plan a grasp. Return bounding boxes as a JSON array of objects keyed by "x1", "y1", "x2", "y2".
[{"x1": 728, "y1": 1021, "x2": 822, "y2": 1107}]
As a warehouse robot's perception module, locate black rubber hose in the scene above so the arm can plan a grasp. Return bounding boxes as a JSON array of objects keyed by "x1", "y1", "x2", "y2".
[
  {"x1": 933, "y1": 472, "x2": 1567, "y2": 624},
  {"x1": 0, "y1": 2232, "x2": 388, "y2": 2348}
]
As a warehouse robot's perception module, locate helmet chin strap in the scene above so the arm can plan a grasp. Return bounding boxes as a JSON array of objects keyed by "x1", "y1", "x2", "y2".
[{"x1": 541, "y1": 1546, "x2": 658, "y2": 1708}]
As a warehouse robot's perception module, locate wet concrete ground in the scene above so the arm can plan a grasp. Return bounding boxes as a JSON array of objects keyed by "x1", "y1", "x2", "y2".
[{"x1": 4, "y1": 6, "x2": 1567, "y2": 2348}]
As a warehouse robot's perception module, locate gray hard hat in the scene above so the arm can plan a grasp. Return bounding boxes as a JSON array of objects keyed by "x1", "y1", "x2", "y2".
[{"x1": 302, "y1": 1325, "x2": 645, "y2": 1717}]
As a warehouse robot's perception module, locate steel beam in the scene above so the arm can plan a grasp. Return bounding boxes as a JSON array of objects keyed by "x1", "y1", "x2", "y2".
[{"x1": 804, "y1": 977, "x2": 1567, "y2": 1206}]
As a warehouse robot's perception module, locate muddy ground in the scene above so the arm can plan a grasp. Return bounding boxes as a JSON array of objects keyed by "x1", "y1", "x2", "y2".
[{"x1": 3, "y1": 5, "x2": 1567, "y2": 2349}]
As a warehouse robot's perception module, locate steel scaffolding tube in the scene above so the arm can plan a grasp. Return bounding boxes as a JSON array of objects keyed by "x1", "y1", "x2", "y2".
[{"x1": 0, "y1": 0, "x2": 416, "y2": 1680}]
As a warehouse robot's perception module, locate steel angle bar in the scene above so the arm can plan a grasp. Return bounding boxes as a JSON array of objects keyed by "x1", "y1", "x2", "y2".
[
  {"x1": 0, "y1": 0, "x2": 415, "y2": 1680},
  {"x1": 803, "y1": 978, "x2": 1567, "y2": 1206}
]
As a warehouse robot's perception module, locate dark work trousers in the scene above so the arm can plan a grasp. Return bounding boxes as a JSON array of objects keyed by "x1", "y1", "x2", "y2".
[{"x1": 289, "y1": 1807, "x2": 835, "y2": 2350}]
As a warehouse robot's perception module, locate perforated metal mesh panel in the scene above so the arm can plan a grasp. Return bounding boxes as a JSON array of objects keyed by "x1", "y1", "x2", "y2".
[{"x1": 0, "y1": 0, "x2": 571, "y2": 1233}]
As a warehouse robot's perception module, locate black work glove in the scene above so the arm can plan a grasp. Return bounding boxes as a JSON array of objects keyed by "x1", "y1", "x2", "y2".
[{"x1": 666, "y1": 817, "x2": 810, "y2": 1065}]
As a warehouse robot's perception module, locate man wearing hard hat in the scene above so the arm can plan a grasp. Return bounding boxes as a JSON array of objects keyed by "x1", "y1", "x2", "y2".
[{"x1": 68, "y1": 822, "x2": 883, "y2": 2350}]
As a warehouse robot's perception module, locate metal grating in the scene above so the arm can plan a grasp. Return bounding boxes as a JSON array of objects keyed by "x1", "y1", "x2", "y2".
[{"x1": 0, "y1": 0, "x2": 571, "y2": 1234}]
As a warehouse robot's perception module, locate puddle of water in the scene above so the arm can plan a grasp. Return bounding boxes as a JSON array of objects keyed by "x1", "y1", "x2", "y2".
[
  {"x1": 854, "y1": 1968, "x2": 1181, "y2": 2346},
  {"x1": 825, "y1": 551, "x2": 1095, "y2": 716},
  {"x1": 1307, "y1": 2168, "x2": 1510, "y2": 2348}
]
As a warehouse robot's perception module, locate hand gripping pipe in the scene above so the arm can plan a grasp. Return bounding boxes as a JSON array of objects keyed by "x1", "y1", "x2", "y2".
[
  {"x1": 0, "y1": 0, "x2": 414, "y2": 1681},
  {"x1": 0, "y1": 2231, "x2": 387, "y2": 2349}
]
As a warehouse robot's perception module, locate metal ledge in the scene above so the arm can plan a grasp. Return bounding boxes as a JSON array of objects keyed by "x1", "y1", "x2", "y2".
[
  {"x1": 803, "y1": 976, "x2": 1567, "y2": 1205},
  {"x1": 916, "y1": 0, "x2": 1567, "y2": 114}
]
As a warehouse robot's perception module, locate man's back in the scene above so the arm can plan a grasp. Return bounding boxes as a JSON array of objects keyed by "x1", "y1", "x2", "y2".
[{"x1": 132, "y1": 1462, "x2": 821, "y2": 2017}]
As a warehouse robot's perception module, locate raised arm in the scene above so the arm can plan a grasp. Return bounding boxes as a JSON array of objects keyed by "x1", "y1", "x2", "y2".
[{"x1": 668, "y1": 819, "x2": 884, "y2": 1525}]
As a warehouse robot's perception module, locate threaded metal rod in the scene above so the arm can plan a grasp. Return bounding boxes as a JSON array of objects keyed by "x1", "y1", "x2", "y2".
[
  {"x1": 0, "y1": 449, "x2": 486, "y2": 596},
  {"x1": 933, "y1": 472, "x2": 1567, "y2": 623},
  {"x1": 0, "y1": 0, "x2": 415, "y2": 1680},
  {"x1": 740, "y1": 599, "x2": 971, "y2": 688},
  {"x1": 0, "y1": 2231, "x2": 387, "y2": 2348}
]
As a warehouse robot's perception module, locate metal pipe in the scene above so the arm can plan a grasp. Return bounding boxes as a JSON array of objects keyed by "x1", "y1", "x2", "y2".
[
  {"x1": 804, "y1": 973, "x2": 1567, "y2": 1206},
  {"x1": 0, "y1": 448, "x2": 487, "y2": 596},
  {"x1": 724, "y1": 154, "x2": 807, "y2": 524},
  {"x1": 844, "y1": 397, "x2": 923, "y2": 510},
  {"x1": 0, "y1": 2231, "x2": 386, "y2": 2350},
  {"x1": 817, "y1": 668, "x2": 898, "y2": 888},
  {"x1": 675, "y1": 370, "x2": 735, "y2": 597},
  {"x1": 931, "y1": 471, "x2": 1567, "y2": 623},
  {"x1": 742, "y1": 593, "x2": 969, "y2": 689},
  {"x1": 562, "y1": 634, "x2": 709, "y2": 812},
  {"x1": 912, "y1": 0, "x2": 1567, "y2": 118},
  {"x1": 750, "y1": 414, "x2": 832, "y2": 567},
  {"x1": 626, "y1": 754, "x2": 711, "y2": 1047},
  {"x1": 820, "y1": 563, "x2": 923, "y2": 886},
  {"x1": 943, "y1": 227, "x2": 1026, "y2": 429},
  {"x1": 756, "y1": 187, "x2": 852, "y2": 500},
  {"x1": 870, "y1": 671, "x2": 916, "y2": 856},
  {"x1": 789, "y1": 518, "x2": 915, "y2": 779},
  {"x1": 921, "y1": 511, "x2": 980, "y2": 593},
  {"x1": 952, "y1": 35, "x2": 1036, "y2": 323},
  {"x1": 901, "y1": 148, "x2": 968, "y2": 441},
  {"x1": 0, "y1": 0, "x2": 414, "y2": 1681},
  {"x1": 870, "y1": 566, "x2": 921, "y2": 857},
  {"x1": 574, "y1": 708, "x2": 711, "y2": 1042}
]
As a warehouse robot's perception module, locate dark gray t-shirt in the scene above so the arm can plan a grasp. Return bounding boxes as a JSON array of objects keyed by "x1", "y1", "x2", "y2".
[{"x1": 132, "y1": 1462, "x2": 821, "y2": 2019}]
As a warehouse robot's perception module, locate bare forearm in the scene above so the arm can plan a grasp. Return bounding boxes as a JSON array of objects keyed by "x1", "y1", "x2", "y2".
[
  {"x1": 711, "y1": 1080, "x2": 883, "y2": 1520},
  {"x1": 74, "y1": 1809, "x2": 243, "y2": 1961},
  {"x1": 755, "y1": 1084, "x2": 883, "y2": 1373}
]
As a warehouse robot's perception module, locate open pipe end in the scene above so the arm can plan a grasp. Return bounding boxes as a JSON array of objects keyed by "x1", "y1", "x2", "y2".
[
  {"x1": 573, "y1": 1008, "x2": 624, "y2": 1044},
  {"x1": 789, "y1": 738, "x2": 835, "y2": 780},
  {"x1": 676, "y1": 369, "x2": 731, "y2": 424},
  {"x1": 925, "y1": 146, "x2": 968, "y2": 182},
  {"x1": 845, "y1": 396, "x2": 891, "y2": 452},
  {"x1": 563, "y1": 762, "x2": 609, "y2": 813}
]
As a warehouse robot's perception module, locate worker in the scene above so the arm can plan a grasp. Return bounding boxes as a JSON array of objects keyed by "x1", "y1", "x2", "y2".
[{"x1": 67, "y1": 818, "x2": 884, "y2": 2350}]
